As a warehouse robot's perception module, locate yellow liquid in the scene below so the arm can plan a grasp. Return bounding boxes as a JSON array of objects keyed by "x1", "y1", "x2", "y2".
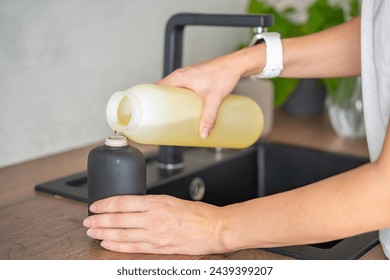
[
  {"x1": 113, "y1": 85, "x2": 264, "y2": 149},
  {"x1": 117, "y1": 96, "x2": 132, "y2": 126},
  {"x1": 131, "y1": 117, "x2": 261, "y2": 148}
]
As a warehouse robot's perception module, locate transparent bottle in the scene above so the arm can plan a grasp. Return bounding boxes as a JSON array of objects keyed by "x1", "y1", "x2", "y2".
[{"x1": 106, "y1": 84, "x2": 264, "y2": 149}]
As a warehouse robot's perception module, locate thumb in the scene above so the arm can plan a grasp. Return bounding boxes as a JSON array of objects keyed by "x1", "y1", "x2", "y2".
[
  {"x1": 156, "y1": 74, "x2": 180, "y2": 87},
  {"x1": 199, "y1": 95, "x2": 223, "y2": 139}
]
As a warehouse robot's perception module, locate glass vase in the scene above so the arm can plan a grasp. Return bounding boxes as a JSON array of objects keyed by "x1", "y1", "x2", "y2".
[{"x1": 326, "y1": 77, "x2": 365, "y2": 139}]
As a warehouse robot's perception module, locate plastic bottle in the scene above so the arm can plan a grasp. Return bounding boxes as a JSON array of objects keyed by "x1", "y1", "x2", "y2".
[
  {"x1": 87, "y1": 135, "x2": 146, "y2": 215},
  {"x1": 106, "y1": 84, "x2": 264, "y2": 149}
]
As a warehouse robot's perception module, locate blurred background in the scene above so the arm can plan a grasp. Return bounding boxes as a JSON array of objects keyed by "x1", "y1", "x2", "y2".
[
  {"x1": 0, "y1": 0, "x2": 342, "y2": 168},
  {"x1": 0, "y1": 0, "x2": 246, "y2": 167}
]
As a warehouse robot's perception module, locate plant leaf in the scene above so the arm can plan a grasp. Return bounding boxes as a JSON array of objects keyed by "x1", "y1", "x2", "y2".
[
  {"x1": 246, "y1": 0, "x2": 361, "y2": 107},
  {"x1": 272, "y1": 78, "x2": 300, "y2": 107}
]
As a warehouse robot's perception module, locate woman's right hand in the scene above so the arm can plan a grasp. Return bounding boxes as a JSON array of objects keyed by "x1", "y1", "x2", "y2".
[{"x1": 157, "y1": 46, "x2": 264, "y2": 139}]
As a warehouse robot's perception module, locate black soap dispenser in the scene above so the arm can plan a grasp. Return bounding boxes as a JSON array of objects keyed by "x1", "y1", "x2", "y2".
[{"x1": 87, "y1": 135, "x2": 146, "y2": 215}]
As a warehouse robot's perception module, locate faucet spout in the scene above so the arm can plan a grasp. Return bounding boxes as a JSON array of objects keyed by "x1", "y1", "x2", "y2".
[{"x1": 159, "y1": 13, "x2": 274, "y2": 169}]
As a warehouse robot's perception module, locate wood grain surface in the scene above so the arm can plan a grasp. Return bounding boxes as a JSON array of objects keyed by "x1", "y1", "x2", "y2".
[{"x1": 0, "y1": 109, "x2": 386, "y2": 260}]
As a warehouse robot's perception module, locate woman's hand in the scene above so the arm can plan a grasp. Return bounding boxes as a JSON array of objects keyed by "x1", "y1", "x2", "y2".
[
  {"x1": 83, "y1": 195, "x2": 226, "y2": 255},
  {"x1": 157, "y1": 51, "x2": 251, "y2": 139}
]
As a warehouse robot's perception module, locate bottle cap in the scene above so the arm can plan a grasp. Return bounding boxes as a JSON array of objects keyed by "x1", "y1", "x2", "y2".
[{"x1": 104, "y1": 135, "x2": 129, "y2": 147}]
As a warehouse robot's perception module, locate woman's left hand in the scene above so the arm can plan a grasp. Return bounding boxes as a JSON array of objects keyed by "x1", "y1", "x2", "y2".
[{"x1": 83, "y1": 195, "x2": 226, "y2": 255}]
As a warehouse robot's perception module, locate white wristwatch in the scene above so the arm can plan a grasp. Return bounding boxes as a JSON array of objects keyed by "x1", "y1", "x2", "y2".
[{"x1": 249, "y1": 32, "x2": 284, "y2": 79}]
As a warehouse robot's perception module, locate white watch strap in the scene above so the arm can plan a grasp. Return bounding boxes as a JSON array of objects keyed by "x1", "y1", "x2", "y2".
[{"x1": 249, "y1": 32, "x2": 284, "y2": 79}]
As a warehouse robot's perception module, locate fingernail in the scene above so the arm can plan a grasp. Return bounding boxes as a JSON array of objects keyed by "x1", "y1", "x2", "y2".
[
  {"x1": 89, "y1": 204, "x2": 97, "y2": 213},
  {"x1": 83, "y1": 217, "x2": 91, "y2": 227},
  {"x1": 86, "y1": 229, "x2": 95, "y2": 237},
  {"x1": 101, "y1": 240, "x2": 110, "y2": 248},
  {"x1": 200, "y1": 127, "x2": 210, "y2": 139}
]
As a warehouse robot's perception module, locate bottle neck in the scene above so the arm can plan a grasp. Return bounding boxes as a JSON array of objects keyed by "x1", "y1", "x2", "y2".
[
  {"x1": 106, "y1": 91, "x2": 141, "y2": 133},
  {"x1": 104, "y1": 135, "x2": 128, "y2": 147}
]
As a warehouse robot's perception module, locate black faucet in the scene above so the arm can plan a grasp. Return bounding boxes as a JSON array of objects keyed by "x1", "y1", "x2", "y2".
[{"x1": 158, "y1": 13, "x2": 274, "y2": 169}]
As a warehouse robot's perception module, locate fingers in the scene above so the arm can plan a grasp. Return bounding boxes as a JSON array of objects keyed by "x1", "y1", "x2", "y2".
[
  {"x1": 84, "y1": 212, "x2": 147, "y2": 229},
  {"x1": 85, "y1": 195, "x2": 174, "y2": 229},
  {"x1": 156, "y1": 67, "x2": 192, "y2": 88},
  {"x1": 87, "y1": 228, "x2": 173, "y2": 254},
  {"x1": 83, "y1": 194, "x2": 225, "y2": 255},
  {"x1": 89, "y1": 195, "x2": 148, "y2": 213},
  {"x1": 156, "y1": 65, "x2": 229, "y2": 139},
  {"x1": 200, "y1": 95, "x2": 223, "y2": 139},
  {"x1": 156, "y1": 73, "x2": 180, "y2": 87},
  {"x1": 99, "y1": 240, "x2": 170, "y2": 254},
  {"x1": 87, "y1": 227, "x2": 149, "y2": 243},
  {"x1": 84, "y1": 197, "x2": 180, "y2": 254}
]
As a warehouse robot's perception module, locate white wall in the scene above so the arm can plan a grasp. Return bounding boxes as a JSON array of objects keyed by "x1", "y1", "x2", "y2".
[{"x1": 0, "y1": 0, "x2": 249, "y2": 167}]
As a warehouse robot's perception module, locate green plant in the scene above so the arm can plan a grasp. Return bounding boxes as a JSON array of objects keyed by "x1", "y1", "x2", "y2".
[{"x1": 247, "y1": 0, "x2": 360, "y2": 106}]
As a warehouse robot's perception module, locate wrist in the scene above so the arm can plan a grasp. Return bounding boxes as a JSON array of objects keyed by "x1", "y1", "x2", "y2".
[
  {"x1": 215, "y1": 204, "x2": 247, "y2": 252},
  {"x1": 233, "y1": 44, "x2": 267, "y2": 78}
]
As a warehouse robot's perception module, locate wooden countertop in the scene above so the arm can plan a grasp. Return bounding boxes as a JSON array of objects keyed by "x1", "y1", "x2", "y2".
[{"x1": 0, "y1": 109, "x2": 386, "y2": 260}]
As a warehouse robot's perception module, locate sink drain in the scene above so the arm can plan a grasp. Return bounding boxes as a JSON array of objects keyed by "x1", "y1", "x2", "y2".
[{"x1": 189, "y1": 177, "x2": 205, "y2": 201}]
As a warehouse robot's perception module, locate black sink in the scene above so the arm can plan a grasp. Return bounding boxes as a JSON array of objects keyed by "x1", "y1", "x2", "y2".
[{"x1": 35, "y1": 141, "x2": 378, "y2": 259}]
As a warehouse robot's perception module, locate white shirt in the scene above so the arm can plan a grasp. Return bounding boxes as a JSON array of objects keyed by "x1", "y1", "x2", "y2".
[{"x1": 361, "y1": 0, "x2": 390, "y2": 259}]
